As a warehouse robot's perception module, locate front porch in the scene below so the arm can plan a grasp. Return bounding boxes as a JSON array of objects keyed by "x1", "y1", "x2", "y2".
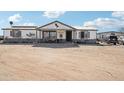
[
  {"x1": 36, "y1": 21, "x2": 76, "y2": 43},
  {"x1": 36, "y1": 30, "x2": 73, "y2": 43}
]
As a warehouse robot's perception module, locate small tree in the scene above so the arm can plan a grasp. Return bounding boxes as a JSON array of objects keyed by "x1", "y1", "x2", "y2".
[
  {"x1": 9, "y1": 21, "x2": 14, "y2": 37},
  {"x1": 9, "y1": 21, "x2": 13, "y2": 27}
]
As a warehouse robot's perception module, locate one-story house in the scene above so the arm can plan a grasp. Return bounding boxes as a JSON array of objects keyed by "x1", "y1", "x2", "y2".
[
  {"x1": 2, "y1": 21, "x2": 97, "y2": 43},
  {"x1": 97, "y1": 31, "x2": 124, "y2": 41}
]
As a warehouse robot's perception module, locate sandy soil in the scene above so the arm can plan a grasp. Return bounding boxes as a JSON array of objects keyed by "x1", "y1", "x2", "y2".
[{"x1": 0, "y1": 44, "x2": 124, "y2": 80}]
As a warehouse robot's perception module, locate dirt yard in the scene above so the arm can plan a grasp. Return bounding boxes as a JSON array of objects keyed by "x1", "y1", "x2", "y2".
[{"x1": 0, "y1": 44, "x2": 124, "y2": 80}]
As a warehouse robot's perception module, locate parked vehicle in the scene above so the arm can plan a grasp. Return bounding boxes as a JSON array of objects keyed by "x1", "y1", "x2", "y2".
[{"x1": 107, "y1": 35, "x2": 118, "y2": 45}]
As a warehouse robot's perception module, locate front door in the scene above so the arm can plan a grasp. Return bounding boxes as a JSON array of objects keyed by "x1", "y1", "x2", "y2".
[{"x1": 66, "y1": 31, "x2": 72, "y2": 41}]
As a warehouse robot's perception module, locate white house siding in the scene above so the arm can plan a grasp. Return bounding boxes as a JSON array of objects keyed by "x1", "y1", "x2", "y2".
[
  {"x1": 4, "y1": 29, "x2": 96, "y2": 40},
  {"x1": 21, "y1": 30, "x2": 36, "y2": 38},
  {"x1": 89, "y1": 31, "x2": 96, "y2": 39},
  {"x1": 37, "y1": 31, "x2": 42, "y2": 39},
  {"x1": 56, "y1": 30, "x2": 66, "y2": 39},
  {"x1": 4, "y1": 30, "x2": 11, "y2": 38},
  {"x1": 72, "y1": 31, "x2": 77, "y2": 39},
  {"x1": 37, "y1": 31, "x2": 40, "y2": 39},
  {"x1": 41, "y1": 22, "x2": 73, "y2": 30},
  {"x1": 76, "y1": 31, "x2": 88, "y2": 39},
  {"x1": 39, "y1": 31, "x2": 43, "y2": 39},
  {"x1": 4, "y1": 30, "x2": 37, "y2": 39},
  {"x1": 97, "y1": 33, "x2": 111, "y2": 40},
  {"x1": 76, "y1": 31, "x2": 81, "y2": 39},
  {"x1": 75, "y1": 30, "x2": 96, "y2": 41}
]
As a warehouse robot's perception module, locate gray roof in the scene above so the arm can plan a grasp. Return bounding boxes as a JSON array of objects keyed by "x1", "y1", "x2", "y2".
[
  {"x1": 2, "y1": 21, "x2": 98, "y2": 31},
  {"x1": 2, "y1": 26, "x2": 37, "y2": 30},
  {"x1": 12, "y1": 26, "x2": 37, "y2": 28}
]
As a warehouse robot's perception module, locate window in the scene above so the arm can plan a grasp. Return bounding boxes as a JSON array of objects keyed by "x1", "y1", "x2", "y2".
[
  {"x1": 10, "y1": 31, "x2": 14, "y2": 37},
  {"x1": 50, "y1": 32, "x2": 56, "y2": 38},
  {"x1": 102, "y1": 35, "x2": 104, "y2": 38},
  {"x1": 43, "y1": 32, "x2": 49, "y2": 38},
  {"x1": 85, "y1": 31, "x2": 90, "y2": 38},
  {"x1": 43, "y1": 31, "x2": 56, "y2": 40},
  {"x1": 87, "y1": 32, "x2": 90, "y2": 38},
  {"x1": 49, "y1": 32, "x2": 56, "y2": 40},
  {"x1": 81, "y1": 32, "x2": 84, "y2": 38},
  {"x1": 10, "y1": 30, "x2": 21, "y2": 37}
]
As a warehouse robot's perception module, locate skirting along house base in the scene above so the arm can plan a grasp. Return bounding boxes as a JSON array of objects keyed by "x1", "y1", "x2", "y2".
[{"x1": 2, "y1": 21, "x2": 97, "y2": 43}]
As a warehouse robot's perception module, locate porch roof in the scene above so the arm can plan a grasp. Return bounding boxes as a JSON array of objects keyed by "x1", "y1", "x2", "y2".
[
  {"x1": 38, "y1": 21, "x2": 76, "y2": 30},
  {"x1": 36, "y1": 28, "x2": 76, "y2": 31}
]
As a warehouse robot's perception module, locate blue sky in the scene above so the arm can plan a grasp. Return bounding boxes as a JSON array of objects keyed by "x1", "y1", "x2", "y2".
[{"x1": 0, "y1": 11, "x2": 124, "y2": 35}]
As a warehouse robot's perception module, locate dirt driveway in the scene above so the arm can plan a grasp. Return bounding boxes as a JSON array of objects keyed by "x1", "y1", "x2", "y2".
[{"x1": 0, "y1": 44, "x2": 124, "y2": 80}]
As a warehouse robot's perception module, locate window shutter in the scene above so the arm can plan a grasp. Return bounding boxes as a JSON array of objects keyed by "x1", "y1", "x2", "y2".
[
  {"x1": 10, "y1": 31, "x2": 14, "y2": 37},
  {"x1": 84, "y1": 32, "x2": 87, "y2": 38},
  {"x1": 78, "y1": 32, "x2": 81, "y2": 39},
  {"x1": 87, "y1": 32, "x2": 90, "y2": 38},
  {"x1": 85, "y1": 31, "x2": 90, "y2": 39},
  {"x1": 16, "y1": 30, "x2": 21, "y2": 37}
]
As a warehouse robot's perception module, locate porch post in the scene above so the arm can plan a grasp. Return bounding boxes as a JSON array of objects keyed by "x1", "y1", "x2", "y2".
[
  {"x1": 39, "y1": 29, "x2": 42, "y2": 43},
  {"x1": 56, "y1": 30, "x2": 57, "y2": 43},
  {"x1": 39, "y1": 30, "x2": 41, "y2": 39},
  {"x1": 36, "y1": 28, "x2": 38, "y2": 43}
]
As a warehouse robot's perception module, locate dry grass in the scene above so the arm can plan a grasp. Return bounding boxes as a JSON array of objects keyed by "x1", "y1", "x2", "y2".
[{"x1": 0, "y1": 44, "x2": 124, "y2": 80}]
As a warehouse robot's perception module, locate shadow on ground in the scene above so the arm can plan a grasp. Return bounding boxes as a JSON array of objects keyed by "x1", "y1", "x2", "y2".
[
  {"x1": 32, "y1": 43, "x2": 80, "y2": 48},
  {"x1": 0, "y1": 42, "x2": 103, "y2": 48}
]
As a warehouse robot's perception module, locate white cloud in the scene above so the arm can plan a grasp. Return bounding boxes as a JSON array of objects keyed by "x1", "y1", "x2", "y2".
[
  {"x1": 112, "y1": 11, "x2": 124, "y2": 19},
  {"x1": 83, "y1": 11, "x2": 124, "y2": 31},
  {"x1": 83, "y1": 17, "x2": 124, "y2": 30},
  {"x1": 95, "y1": 18, "x2": 120, "y2": 27},
  {"x1": 43, "y1": 11, "x2": 66, "y2": 18},
  {"x1": 8, "y1": 13, "x2": 22, "y2": 22},
  {"x1": 83, "y1": 21, "x2": 95, "y2": 27}
]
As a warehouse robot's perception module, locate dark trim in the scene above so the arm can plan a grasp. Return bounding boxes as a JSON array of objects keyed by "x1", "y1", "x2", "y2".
[
  {"x1": 38, "y1": 29, "x2": 76, "y2": 31},
  {"x1": 39, "y1": 20, "x2": 76, "y2": 30},
  {"x1": 77, "y1": 29, "x2": 98, "y2": 31},
  {"x1": 12, "y1": 26, "x2": 37, "y2": 28}
]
